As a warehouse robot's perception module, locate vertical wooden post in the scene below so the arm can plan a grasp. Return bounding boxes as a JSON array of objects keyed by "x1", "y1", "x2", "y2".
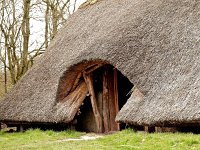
[
  {"x1": 144, "y1": 126, "x2": 149, "y2": 132},
  {"x1": 113, "y1": 68, "x2": 120, "y2": 130},
  {"x1": 102, "y1": 69, "x2": 110, "y2": 132},
  {"x1": 83, "y1": 73, "x2": 103, "y2": 133},
  {"x1": 155, "y1": 127, "x2": 162, "y2": 133},
  {"x1": 20, "y1": 124, "x2": 24, "y2": 132},
  {"x1": 108, "y1": 70, "x2": 115, "y2": 131},
  {"x1": 102, "y1": 67, "x2": 120, "y2": 132}
]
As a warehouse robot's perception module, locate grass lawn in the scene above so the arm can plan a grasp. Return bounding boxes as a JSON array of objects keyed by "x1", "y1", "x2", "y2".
[{"x1": 0, "y1": 129, "x2": 200, "y2": 150}]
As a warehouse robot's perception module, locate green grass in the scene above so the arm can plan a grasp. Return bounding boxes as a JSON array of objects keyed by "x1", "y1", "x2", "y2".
[
  {"x1": 0, "y1": 129, "x2": 200, "y2": 150},
  {"x1": 0, "y1": 129, "x2": 85, "y2": 150}
]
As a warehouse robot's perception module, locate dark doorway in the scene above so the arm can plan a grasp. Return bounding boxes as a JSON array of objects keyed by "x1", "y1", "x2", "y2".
[
  {"x1": 75, "y1": 97, "x2": 97, "y2": 132},
  {"x1": 117, "y1": 70, "x2": 134, "y2": 130},
  {"x1": 178, "y1": 126, "x2": 200, "y2": 134},
  {"x1": 75, "y1": 64, "x2": 133, "y2": 133}
]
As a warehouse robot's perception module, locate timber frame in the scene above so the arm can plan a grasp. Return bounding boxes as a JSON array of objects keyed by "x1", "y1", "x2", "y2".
[{"x1": 64, "y1": 62, "x2": 120, "y2": 133}]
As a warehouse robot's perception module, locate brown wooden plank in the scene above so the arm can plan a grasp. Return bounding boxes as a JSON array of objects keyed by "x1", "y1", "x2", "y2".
[
  {"x1": 83, "y1": 73, "x2": 103, "y2": 133},
  {"x1": 102, "y1": 69, "x2": 110, "y2": 132},
  {"x1": 62, "y1": 81, "x2": 89, "y2": 122},
  {"x1": 107, "y1": 69, "x2": 118, "y2": 131},
  {"x1": 71, "y1": 72, "x2": 82, "y2": 92},
  {"x1": 20, "y1": 125, "x2": 24, "y2": 132},
  {"x1": 102, "y1": 67, "x2": 119, "y2": 132},
  {"x1": 96, "y1": 91, "x2": 103, "y2": 127},
  {"x1": 84, "y1": 63, "x2": 105, "y2": 74},
  {"x1": 155, "y1": 127, "x2": 177, "y2": 133},
  {"x1": 113, "y1": 68, "x2": 120, "y2": 130},
  {"x1": 144, "y1": 126, "x2": 149, "y2": 132}
]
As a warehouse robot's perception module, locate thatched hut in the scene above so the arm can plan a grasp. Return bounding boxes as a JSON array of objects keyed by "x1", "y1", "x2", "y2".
[{"x1": 0, "y1": 0, "x2": 200, "y2": 133}]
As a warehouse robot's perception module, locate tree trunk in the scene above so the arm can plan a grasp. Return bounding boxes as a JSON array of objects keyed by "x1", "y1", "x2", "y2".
[
  {"x1": 45, "y1": 2, "x2": 49, "y2": 49},
  {"x1": 51, "y1": 5, "x2": 58, "y2": 39},
  {"x1": 4, "y1": 51, "x2": 7, "y2": 93},
  {"x1": 21, "y1": 0, "x2": 30, "y2": 75}
]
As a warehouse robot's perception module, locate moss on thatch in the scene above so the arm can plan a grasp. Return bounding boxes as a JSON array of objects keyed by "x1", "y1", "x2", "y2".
[{"x1": 0, "y1": 0, "x2": 200, "y2": 126}]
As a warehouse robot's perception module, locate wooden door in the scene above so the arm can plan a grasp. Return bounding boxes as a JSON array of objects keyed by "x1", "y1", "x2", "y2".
[
  {"x1": 102, "y1": 67, "x2": 120, "y2": 132},
  {"x1": 83, "y1": 65, "x2": 120, "y2": 133}
]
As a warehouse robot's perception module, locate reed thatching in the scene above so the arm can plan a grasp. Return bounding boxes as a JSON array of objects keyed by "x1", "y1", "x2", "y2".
[{"x1": 0, "y1": 0, "x2": 200, "y2": 126}]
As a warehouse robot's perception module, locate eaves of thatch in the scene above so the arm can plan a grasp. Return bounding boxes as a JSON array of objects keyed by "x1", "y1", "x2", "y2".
[{"x1": 0, "y1": 0, "x2": 200, "y2": 126}]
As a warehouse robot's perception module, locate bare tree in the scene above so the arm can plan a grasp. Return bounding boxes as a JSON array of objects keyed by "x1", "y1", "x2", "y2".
[
  {"x1": 0, "y1": 0, "x2": 33, "y2": 84},
  {"x1": 21, "y1": 0, "x2": 31, "y2": 75},
  {"x1": 0, "y1": 0, "x2": 80, "y2": 94},
  {"x1": 42, "y1": 0, "x2": 78, "y2": 47},
  {"x1": 0, "y1": 0, "x2": 21, "y2": 84}
]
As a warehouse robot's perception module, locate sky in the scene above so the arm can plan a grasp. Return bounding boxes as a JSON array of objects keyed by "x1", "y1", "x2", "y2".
[
  {"x1": 30, "y1": 0, "x2": 86, "y2": 51},
  {"x1": 0, "y1": 0, "x2": 86, "y2": 70}
]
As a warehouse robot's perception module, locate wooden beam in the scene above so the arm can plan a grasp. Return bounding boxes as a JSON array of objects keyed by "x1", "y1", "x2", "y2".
[
  {"x1": 83, "y1": 73, "x2": 103, "y2": 133},
  {"x1": 144, "y1": 126, "x2": 148, "y2": 132},
  {"x1": 85, "y1": 63, "x2": 99, "y2": 72},
  {"x1": 70, "y1": 63, "x2": 105, "y2": 95},
  {"x1": 102, "y1": 69, "x2": 110, "y2": 132},
  {"x1": 71, "y1": 72, "x2": 82, "y2": 92},
  {"x1": 62, "y1": 81, "x2": 89, "y2": 122},
  {"x1": 107, "y1": 69, "x2": 118, "y2": 131},
  {"x1": 84, "y1": 63, "x2": 105, "y2": 74},
  {"x1": 113, "y1": 68, "x2": 120, "y2": 130},
  {"x1": 20, "y1": 124, "x2": 24, "y2": 132},
  {"x1": 155, "y1": 127, "x2": 177, "y2": 133},
  {"x1": 102, "y1": 67, "x2": 120, "y2": 132}
]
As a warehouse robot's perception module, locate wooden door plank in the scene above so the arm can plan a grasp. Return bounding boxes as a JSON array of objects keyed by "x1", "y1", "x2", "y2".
[
  {"x1": 71, "y1": 72, "x2": 82, "y2": 92},
  {"x1": 83, "y1": 73, "x2": 103, "y2": 133},
  {"x1": 107, "y1": 70, "x2": 117, "y2": 131},
  {"x1": 84, "y1": 63, "x2": 105, "y2": 74},
  {"x1": 102, "y1": 67, "x2": 120, "y2": 132},
  {"x1": 102, "y1": 69, "x2": 110, "y2": 132},
  {"x1": 114, "y1": 68, "x2": 120, "y2": 130},
  {"x1": 61, "y1": 81, "x2": 89, "y2": 122}
]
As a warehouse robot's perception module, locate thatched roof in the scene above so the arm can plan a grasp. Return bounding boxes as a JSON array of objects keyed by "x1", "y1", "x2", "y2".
[{"x1": 0, "y1": 0, "x2": 200, "y2": 126}]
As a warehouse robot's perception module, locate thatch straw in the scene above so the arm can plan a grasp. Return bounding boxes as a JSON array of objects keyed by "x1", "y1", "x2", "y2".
[{"x1": 0, "y1": 0, "x2": 200, "y2": 126}]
